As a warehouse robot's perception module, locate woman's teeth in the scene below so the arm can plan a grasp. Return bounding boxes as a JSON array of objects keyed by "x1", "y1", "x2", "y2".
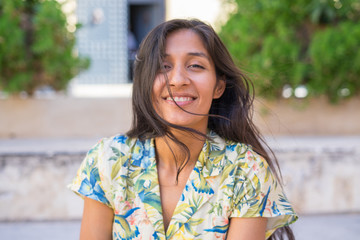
[{"x1": 166, "y1": 97, "x2": 193, "y2": 102}]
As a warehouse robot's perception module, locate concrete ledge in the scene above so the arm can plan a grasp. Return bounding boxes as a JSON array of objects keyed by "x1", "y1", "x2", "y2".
[
  {"x1": 0, "y1": 138, "x2": 98, "y2": 155},
  {"x1": 1, "y1": 96, "x2": 360, "y2": 138},
  {"x1": 0, "y1": 97, "x2": 132, "y2": 139},
  {"x1": 0, "y1": 136, "x2": 359, "y2": 221}
]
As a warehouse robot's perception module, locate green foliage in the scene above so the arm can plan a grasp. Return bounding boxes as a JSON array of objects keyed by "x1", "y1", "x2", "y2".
[
  {"x1": 220, "y1": 0, "x2": 360, "y2": 102},
  {"x1": 309, "y1": 21, "x2": 360, "y2": 102},
  {"x1": 0, "y1": 0, "x2": 89, "y2": 94}
]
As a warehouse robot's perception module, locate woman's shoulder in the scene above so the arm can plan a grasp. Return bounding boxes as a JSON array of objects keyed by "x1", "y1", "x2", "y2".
[
  {"x1": 101, "y1": 133, "x2": 136, "y2": 144},
  {"x1": 209, "y1": 133, "x2": 264, "y2": 165},
  {"x1": 88, "y1": 134, "x2": 139, "y2": 163},
  {"x1": 209, "y1": 133, "x2": 269, "y2": 176},
  {"x1": 208, "y1": 132, "x2": 268, "y2": 175}
]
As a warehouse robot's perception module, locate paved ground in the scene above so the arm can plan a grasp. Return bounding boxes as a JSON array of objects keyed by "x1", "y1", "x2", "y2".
[{"x1": 0, "y1": 214, "x2": 359, "y2": 240}]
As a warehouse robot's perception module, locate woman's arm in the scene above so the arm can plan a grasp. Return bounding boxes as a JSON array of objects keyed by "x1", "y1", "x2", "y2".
[
  {"x1": 80, "y1": 197, "x2": 114, "y2": 240},
  {"x1": 226, "y1": 217, "x2": 268, "y2": 240}
]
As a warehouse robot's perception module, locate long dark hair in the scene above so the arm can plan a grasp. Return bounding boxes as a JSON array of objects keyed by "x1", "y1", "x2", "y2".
[{"x1": 127, "y1": 19, "x2": 295, "y2": 240}]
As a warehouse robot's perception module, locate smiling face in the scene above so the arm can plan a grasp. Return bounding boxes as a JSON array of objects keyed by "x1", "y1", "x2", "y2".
[{"x1": 152, "y1": 29, "x2": 225, "y2": 133}]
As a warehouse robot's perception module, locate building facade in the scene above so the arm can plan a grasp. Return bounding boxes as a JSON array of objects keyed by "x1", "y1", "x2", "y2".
[{"x1": 71, "y1": 0, "x2": 165, "y2": 97}]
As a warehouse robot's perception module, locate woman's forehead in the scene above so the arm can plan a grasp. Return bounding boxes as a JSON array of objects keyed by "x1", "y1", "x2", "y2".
[{"x1": 163, "y1": 29, "x2": 211, "y2": 59}]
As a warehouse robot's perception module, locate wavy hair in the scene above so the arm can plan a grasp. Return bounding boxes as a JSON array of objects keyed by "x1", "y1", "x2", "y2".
[{"x1": 127, "y1": 19, "x2": 295, "y2": 240}]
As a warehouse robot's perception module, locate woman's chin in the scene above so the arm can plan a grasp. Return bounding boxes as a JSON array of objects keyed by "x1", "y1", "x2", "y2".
[{"x1": 164, "y1": 117, "x2": 208, "y2": 132}]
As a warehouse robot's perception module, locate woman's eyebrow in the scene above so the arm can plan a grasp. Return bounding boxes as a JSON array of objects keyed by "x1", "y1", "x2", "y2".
[
  {"x1": 163, "y1": 52, "x2": 210, "y2": 61},
  {"x1": 188, "y1": 52, "x2": 210, "y2": 60}
]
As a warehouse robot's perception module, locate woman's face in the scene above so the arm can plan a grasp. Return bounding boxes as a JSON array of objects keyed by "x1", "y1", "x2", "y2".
[{"x1": 152, "y1": 29, "x2": 225, "y2": 132}]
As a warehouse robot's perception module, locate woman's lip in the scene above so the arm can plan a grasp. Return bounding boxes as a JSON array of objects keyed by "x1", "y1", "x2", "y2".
[
  {"x1": 165, "y1": 96, "x2": 194, "y2": 101},
  {"x1": 164, "y1": 96, "x2": 196, "y2": 106}
]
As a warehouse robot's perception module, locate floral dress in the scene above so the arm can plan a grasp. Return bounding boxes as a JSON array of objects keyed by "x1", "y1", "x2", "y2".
[{"x1": 69, "y1": 131, "x2": 297, "y2": 239}]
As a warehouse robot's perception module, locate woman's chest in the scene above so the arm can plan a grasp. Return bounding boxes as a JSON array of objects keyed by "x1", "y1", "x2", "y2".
[
  {"x1": 110, "y1": 159, "x2": 237, "y2": 239},
  {"x1": 158, "y1": 167, "x2": 193, "y2": 231},
  {"x1": 159, "y1": 184, "x2": 186, "y2": 231},
  {"x1": 113, "y1": 187, "x2": 232, "y2": 240}
]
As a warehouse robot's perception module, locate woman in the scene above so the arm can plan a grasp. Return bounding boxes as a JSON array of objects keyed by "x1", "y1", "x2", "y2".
[{"x1": 69, "y1": 19, "x2": 298, "y2": 240}]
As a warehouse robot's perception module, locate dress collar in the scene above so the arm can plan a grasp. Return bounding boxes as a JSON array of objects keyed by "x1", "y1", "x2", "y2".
[{"x1": 131, "y1": 130, "x2": 228, "y2": 178}]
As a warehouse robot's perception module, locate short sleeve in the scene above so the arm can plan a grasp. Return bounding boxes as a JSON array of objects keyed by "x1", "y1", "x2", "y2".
[
  {"x1": 230, "y1": 149, "x2": 298, "y2": 239},
  {"x1": 68, "y1": 139, "x2": 112, "y2": 208}
]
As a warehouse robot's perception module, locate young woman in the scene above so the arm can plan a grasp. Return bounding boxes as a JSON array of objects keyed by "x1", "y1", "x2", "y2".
[{"x1": 69, "y1": 19, "x2": 298, "y2": 240}]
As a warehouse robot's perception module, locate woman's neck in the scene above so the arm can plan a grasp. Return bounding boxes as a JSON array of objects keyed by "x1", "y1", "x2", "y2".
[{"x1": 155, "y1": 129, "x2": 206, "y2": 174}]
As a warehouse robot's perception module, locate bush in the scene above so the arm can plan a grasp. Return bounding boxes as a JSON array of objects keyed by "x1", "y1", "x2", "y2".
[
  {"x1": 309, "y1": 21, "x2": 360, "y2": 102},
  {"x1": 0, "y1": 0, "x2": 89, "y2": 95},
  {"x1": 219, "y1": 0, "x2": 360, "y2": 102}
]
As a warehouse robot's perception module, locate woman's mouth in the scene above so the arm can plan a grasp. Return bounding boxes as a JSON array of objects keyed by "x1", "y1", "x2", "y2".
[{"x1": 165, "y1": 96, "x2": 195, "y2": 105}]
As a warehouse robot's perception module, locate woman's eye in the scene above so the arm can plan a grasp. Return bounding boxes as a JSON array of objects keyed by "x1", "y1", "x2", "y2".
[
  {"x1": 161, "y1": 64, "x2": 171, "y2": 72},
  {"x1": 189, "y1": 64, "x2": 205, "y2": 69}
]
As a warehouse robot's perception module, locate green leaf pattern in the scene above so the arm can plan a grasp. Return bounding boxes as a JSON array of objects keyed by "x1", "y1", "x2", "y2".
[{"x1": 69, "y1": 131, "x2": 297, "y2": 239}]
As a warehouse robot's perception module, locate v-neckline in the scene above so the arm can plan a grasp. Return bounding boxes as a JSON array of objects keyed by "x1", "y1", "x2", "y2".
[
  {"x1": 157, "y1": 160, "x2": 198, "y2": 234},
  {"x1": 152, "y1": 136, "x2": 206, "y2": 237},
  {"x1": 131, "y1": 134, "x2": 218, "y2": 239}
]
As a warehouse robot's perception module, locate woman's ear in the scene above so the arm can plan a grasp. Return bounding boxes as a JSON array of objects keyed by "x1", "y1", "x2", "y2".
[{"x1": 213, "y1": 77, "x2": 226, "y2": 99}]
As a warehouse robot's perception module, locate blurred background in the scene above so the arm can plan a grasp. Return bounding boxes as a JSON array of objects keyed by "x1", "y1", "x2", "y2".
[{"x1": 0, "y1": 0, "x2": 359, "y2": 239}]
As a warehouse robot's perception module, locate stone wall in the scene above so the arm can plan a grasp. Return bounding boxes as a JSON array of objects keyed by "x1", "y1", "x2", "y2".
[
  {"x1": 272, "y1": 136, "x2": 360, "y2": 214},
  {"x1": 1, "y1": 136, "x2": 359, "y2": 221},
  {"x1": 0, "y1": 152, "x2": 84, "y2": 221}
]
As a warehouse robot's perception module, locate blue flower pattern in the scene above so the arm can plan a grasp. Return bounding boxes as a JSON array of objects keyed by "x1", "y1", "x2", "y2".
[{"x1": 69, "y1": 131, "x2": 297, "y2": 239}]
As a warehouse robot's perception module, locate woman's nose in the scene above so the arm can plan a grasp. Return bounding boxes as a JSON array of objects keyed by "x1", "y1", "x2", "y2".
[{"x1": 168, "y1": 66, "x2": 190, "y2": 87}]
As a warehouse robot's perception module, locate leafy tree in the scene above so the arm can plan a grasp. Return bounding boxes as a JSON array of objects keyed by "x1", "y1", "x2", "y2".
[
  {"x1": 219, "y1": 0, "x2": 360, "y2": 102},
  {"x1": 0, "y1": 0, "x2": 89, "y2": 95}
]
